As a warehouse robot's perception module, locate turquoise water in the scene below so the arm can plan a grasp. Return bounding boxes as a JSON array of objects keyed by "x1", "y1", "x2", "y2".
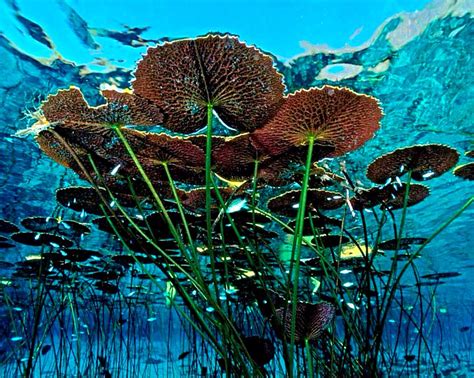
[{"x1": 0, "y1": 0, "x2": 473, "y2": 376}]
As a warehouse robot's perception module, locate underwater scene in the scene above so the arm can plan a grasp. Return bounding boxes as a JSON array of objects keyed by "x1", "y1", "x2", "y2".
[{"x1": 0, "y1": 0, "x2": 473, "y2": 376}]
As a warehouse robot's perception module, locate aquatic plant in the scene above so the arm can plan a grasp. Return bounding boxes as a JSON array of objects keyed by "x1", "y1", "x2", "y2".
[{"x1": 3, "y1": 33, "x2": 472, "y2": 377}]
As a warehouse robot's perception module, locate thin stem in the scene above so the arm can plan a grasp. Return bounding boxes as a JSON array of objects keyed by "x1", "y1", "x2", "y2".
[
  {"x1": 112, "y1": 125, "x2": 185, "y2": 252},
  {"x1": 305, "y1": 338, "x2": 315, "y2": 378},
  {"x1": 205, "y1": 103, "x2": 214, "y2": 250},
  {"x1": 288, "y1": 136, "x2": 315, "y2": 372}
]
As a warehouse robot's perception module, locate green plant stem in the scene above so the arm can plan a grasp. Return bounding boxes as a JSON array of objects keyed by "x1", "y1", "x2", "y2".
[
  {"x1": 161, "y1": 162, "x2": 200, "y2": 266},
  {"x1": 205, "y1": 104, "x2": 214, "y2": 250},
  {"x1": 374, "y1": 195, "x2": 473, "y2": 357},
  {"x1": 305, "y1": 338, "x2": 315, "y2": 378},
  {"x1": 288, "y1": 136, "x2": 315, "y2": 373},
  {"x1": 112, "y1": 125, "x2": 185, "y2": 252}
]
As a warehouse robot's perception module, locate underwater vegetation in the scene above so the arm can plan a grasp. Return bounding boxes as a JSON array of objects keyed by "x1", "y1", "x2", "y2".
[{"x1": 0, "y1": 27, "x2": 473, "y2": 378}]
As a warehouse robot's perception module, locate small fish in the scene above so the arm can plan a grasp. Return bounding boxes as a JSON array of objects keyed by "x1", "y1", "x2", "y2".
[
  {"x1": 459, "y1": 326, "x2": 470, "y2": 332},
  {"x1": 454, "y1": 353, "x2": 461, "y2": 364},
  {"x1": 97, "y1": 355, "x2": 107, "y2": 368},
  {"x1": 404, "y1": 354, "x2": 416, "y2": 362},
  {"x1": 41, "y1": 344, "x2": 52, "y2": 355},
  {"x1": 226, "y1": 198, "x2": 247, "y2": 213},
  {"x1": 177, "y1": 351, "x2": 190, "y2": 360},
  {"x1": 145, "y1": 357, "x2": 164, "y2": 365}
]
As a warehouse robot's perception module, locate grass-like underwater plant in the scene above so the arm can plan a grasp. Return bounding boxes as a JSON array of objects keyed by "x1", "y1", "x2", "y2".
[{"x1": 2, "y1": 33, "x2": 472, "y2": 377}]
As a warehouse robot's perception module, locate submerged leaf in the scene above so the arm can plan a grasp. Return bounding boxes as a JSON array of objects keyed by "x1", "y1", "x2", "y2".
[
  {"x1": 133, "y1": 34, "x2": 284, "y2": 133},
  {"x1": 251, "y1": 86, "x2": 382, "y2": 158},
  {"x1": 366, "y1": 144, "x2": 459, "y2": 184}
]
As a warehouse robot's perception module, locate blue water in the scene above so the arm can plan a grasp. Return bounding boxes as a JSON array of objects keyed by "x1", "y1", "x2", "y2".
[{"x1": 0, "y1": 0, "x2": 473, "y2": 376}]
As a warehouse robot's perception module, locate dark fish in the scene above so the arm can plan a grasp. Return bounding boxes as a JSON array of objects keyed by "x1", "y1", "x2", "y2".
[
  {"x1": 57, "y1": 0, "x2": 99, "y2": 49},
  {"x1": 421, "y1": 272, "x2": 461, "y2": 280},
  {"x1": 404, "y1": 354, "x2": 416, "y2": 362},
  {"x1": 378, "y1": 237, "x2": 427, "y2": 250},
  {"x1": 416, "y1": 281, "x2": 445, "y2": 287},
  {"x1": 459, "y1": 326, "x2": 470, "y2": 332},
  {"x1": 454, "y1": 353, "x2": 461, "y2": 364},
  {"x1": 117, "y1": 316, "x2": 127, "y2": 326},
  {"x1": 41, "y1": 344, "x2": 52, "y2": 355},
  {"x1": 145, "y1": 357, "x2": 164, "y2": 365},
  {"x1": 98, "y1": 355, "x2": 107, "y2": 367},
  {"x1": 177, "y1": 351, "x2": 190, "y2": 360},
  {"x1": 15, "y1": 14, "x2": 54, "y2": 49}
]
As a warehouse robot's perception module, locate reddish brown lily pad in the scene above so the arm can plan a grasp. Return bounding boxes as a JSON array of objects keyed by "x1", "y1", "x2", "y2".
[
  {"x1": 366, "y1": 144, "x2": 459, "y2": 184},
  {"x1": 41, "y1": 87, "x2": 163, "y2": 126},
  {"x1": 133, "y1": 34, "x2": 284, "y2": 133},
  {"x1": 251, "y1": 86, "x2": 382, "y2": 158},
  {"x1": 453, "y1": 163, "x2": 474, "y2": 180},
  {"x1": 274, "y1": 301, "x2": 335, "y2": 344}
]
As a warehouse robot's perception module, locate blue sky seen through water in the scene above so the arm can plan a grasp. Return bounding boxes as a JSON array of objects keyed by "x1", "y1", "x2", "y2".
[{"x1": 1, "y1": 0, "x2": 433, "y2": 66}]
